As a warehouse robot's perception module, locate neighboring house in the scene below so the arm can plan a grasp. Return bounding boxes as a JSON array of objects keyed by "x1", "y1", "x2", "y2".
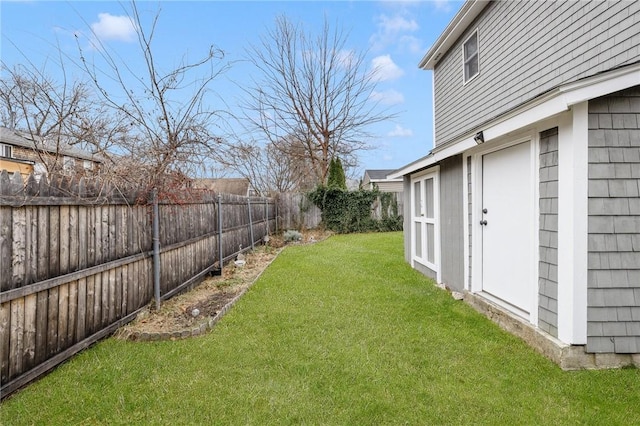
[
  {"x1": 362, "y1": 169, "x2": 403, "y2": 192},
  {"x1": 0, "y1": 126, "x2": 103, "y2": 179},
  {"x1": 391, "y1": 1, "x2": 640, "y2": 368},
  {"x1": 191, "y1": 178, "x2": 256, "y2": 196}
]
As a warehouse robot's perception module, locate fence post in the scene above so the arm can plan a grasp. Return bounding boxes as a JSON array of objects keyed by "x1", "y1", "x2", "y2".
[
  {"x1": 152, "y1": 189, "x2": 161, "y2": 311},
  {"x1": 248, "y1": 196, "x2": 255, "y2": 249},
  {"x1": 218, "y1": 194, "x2": 223, "y2": 275}
]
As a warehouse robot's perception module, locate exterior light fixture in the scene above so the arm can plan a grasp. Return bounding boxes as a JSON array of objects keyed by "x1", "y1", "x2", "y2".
[{"x1": 474, "y1": 131, "x2": 484, "y2": 144}]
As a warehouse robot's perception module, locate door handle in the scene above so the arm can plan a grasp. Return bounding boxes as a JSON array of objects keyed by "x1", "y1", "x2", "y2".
[{"x1": 480, "y1": 220, "x2": 487, "y2": 226}]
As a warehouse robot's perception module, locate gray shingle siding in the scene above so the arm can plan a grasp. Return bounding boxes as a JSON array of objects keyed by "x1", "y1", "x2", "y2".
[
  {"x1": 587, "y1": 86, "x2": 640, "y2": 354},
  {"x1": 539, "y1": 128, "x2": 559, "y2": 337},
  {"x1": 439, "y1": 155, "x2": 464, "y2": 291},
  {"x1": 433, "y1": 1, "x2": 640, "y2": 147}
]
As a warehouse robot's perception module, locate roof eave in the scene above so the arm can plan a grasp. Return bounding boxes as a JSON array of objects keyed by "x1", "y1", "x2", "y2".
[{"x1": 418, "y1": 0, "x2": 489, "y2": 70}]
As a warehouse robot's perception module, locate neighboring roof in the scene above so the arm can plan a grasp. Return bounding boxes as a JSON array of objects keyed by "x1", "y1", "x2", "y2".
[
  {"x1": 418, "y1": 0, "x2": 488, "y2": 70},
  {"x1": 364, "y1": 169, "x2": 400, "y2": 181},
  {"x1": 0, "y1": 127, "x2": 104, "y2": 162},
  {"x1": 191, "y1": 178, "x2": 251, "y2": 195}
]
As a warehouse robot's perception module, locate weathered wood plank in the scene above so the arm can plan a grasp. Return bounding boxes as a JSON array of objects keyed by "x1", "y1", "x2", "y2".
[
  {"x1": 76, "y1": 277, "x2": 87, "y2": 340},
  {"x1": 100, "y1": 206, "x2": 109, "y2": 263},
  {"x1": 101, "y1": 271, "x2": 109, "y2": 327},
  {"x1": 69, "y1": 205, "x2": 79, "y2": 272},
  {"x1": 22, "y1": 293, "x2": 37, "y2": 371},
  {"x1": 34, "y1": 290, "x2": 48, "y2": 364},
  {"x1": 108, "y1": 269, "x2": 116, "y2": 323},
  {"x1": 46, "y1": 287, "x2": 58, "y2": 357},
  {"x1": 78, "y1": 206, "x2": 87, "y2": 269},
  {"x1": 59, "y1": 205, "x2": 70, "y2": 276},
  {"x1": 11, "y1": 207, "x2": 26, "y2": 290},
  {"x1": 0, "y1": 205, "x2": 13, "y2": 291},
  {"x1": 94, "y1": 273, "x2": 103, "y2": 332},
  {"x1": 87, "y1": 206, "x2": 96, "y2": 268},
  {"x1": 49, "y1": 206, "x2": 60, "y2": 277},
  {"x1": 57, "y1": 283, "x2": 69, "y2": 351},
  {"x1": 9, "y1": 298, "x2": 24, "y2": 380},
  {"x1": 67, "y1": 280, "x2": 78, "y2": 347},
  {"x1": 25, "y1": 206, "x2": 37, "y2": 287},
  {"x1": 36, "y1": 206, "x2": 49, "y2": 282},
  {"x1": 85, "y1": 275, "x2": 95, "y2": 335},
  {"x1": 0, "y1": 301, "x2": 10, "y2": 384}
]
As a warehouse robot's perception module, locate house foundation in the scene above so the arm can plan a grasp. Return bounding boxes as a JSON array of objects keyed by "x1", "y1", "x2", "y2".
[{"x1": 463, "y1": 291, "x2": 640, "y2": 370}]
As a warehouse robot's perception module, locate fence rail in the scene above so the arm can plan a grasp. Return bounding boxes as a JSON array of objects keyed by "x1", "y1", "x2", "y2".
[{"x1": 0, "y1": 171, "x2": 276, "y2": 398}]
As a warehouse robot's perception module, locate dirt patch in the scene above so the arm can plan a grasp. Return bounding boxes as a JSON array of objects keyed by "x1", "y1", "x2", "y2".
[{"x1": 116, "y1": 230, "x2": 330, "y2": 340}]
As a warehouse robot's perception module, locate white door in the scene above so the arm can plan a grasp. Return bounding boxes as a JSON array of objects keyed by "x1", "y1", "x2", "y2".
[{"x1": 481, "y1": 141, "x2": 533, "y2": 315}]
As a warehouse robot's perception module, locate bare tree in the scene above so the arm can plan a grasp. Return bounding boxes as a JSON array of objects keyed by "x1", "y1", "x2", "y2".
[
  {"x1": 76, "y1": 1, "x2": 230, "y2": 193},
  {"x1": 240, "y1": 15, "x2": 395, "y2": 185},
  {"x1": 215, "y1": 134, "x2": 317, "y2": 195},
  {"x1": 0, "y1": 63, "x2": 127, "y2": 175}
]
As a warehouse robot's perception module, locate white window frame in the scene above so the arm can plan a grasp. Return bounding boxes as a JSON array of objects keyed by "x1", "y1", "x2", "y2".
[
  {"x1": 0, "y1": 143, "x2": 13, "y2": 158},
  {"x1": 410, "y1": 168, "x2": 440, "y2": 277},
  {"x1": 83, "y1": 160, "x2": 93, "y2": 170},
  {"x1": 463, "y1": 30, "x2": 479, "y2": 84}
]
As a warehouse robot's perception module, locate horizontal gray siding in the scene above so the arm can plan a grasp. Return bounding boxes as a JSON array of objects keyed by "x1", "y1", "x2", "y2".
[
  {"x1": 538, "y1": 128, "x2": 559, "y2": 338},
  {"x1": 439, "y1": 155, "x2": 464, "y2": 291},
  {"x1": 433, "y1": 1, "x2": 640, "y2": 147},
  {"x1": 586, "y1": 86, "x2": 640, "y2": 354}
]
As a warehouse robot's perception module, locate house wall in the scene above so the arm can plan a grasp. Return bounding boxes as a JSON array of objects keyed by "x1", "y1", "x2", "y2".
[
  {"x1": 439, "y1": 155, "x2": 464, "y2": 291},
  {"x1": 538, "y1": 128, "x2": 559, "y2": 338},
  {"x1": 433, "y1": 1, "x2": 640, "y2": 147},
  {"x1": 586, "y1": 86, "x2": 640, "y2": 354},
  {"x1": 372, "y1": 181, "x2": 404, "y2": 193},
  {"x1": 9, "y1": 146, "x2": 99, "y2": 176}
]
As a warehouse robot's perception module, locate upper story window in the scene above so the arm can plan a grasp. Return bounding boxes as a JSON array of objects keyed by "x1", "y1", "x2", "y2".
[
  {"x1": 0, "y1": 143, "x2": 13, "y2": 158},
  {"x1": 63, "y1": 156, "x2": 74, "y2": 171},
  {"x1": 463, "y1": 30, "x2": 479, "y2": 83},
  {"x1": 83, "y1": 160, "x2": 93, "y2": 171}
]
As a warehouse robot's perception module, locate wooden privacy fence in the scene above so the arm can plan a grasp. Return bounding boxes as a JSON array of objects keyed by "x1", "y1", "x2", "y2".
[
  {"x1": 276, "y1": 193, "x2": 322, "y2": 230},
  {"x1": 0, "y1": 171, "x2": 276, "y2": 398}
]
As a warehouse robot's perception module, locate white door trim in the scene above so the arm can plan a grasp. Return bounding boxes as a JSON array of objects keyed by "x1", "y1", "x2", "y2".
[
  {"x1": 410, "y1": 167, "x2": 441, "y2": 282},
  {"x1": 468, "y1": 131, "x2": 540, "y2": 324}
]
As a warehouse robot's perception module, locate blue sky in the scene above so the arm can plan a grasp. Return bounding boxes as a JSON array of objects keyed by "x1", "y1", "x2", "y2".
[{"x1": 1, "y1": 1, "x2": 462, "y2": 178}]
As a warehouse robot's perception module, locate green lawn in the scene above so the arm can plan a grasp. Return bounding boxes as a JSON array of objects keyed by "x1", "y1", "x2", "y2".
[{"x1": 2, "y1": 232, "x2": 639, "y2": 425}]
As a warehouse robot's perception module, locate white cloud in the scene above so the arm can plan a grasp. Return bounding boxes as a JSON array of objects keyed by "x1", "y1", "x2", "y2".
[
  {"x1": 370, "y1": 55, "x2": 404, "y2": 82},
  {"x1": 91, "y1": 13, "x2": 136, "y2": 42},
  {"x1": 370, "y1": 13, "x2": 419, "y2": 51},
  {"x1": 370, "y1": 89, "x2": 405, "y2": 106},
  {"x1": 379, "y1": 14, "x2": 418, "y2": 33},
  {"x1": 432, "y1": 0, "x2": 453, "y2": 13},
  {"x1": 387, "y1": 125, "x2": 413, "y2": 138}
]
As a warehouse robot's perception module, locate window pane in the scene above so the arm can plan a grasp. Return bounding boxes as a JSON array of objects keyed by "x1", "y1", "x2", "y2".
[
  {"x1": 464, "y1": 34, "x2": 477, "y2": 57},
  {"x1": 425, "y1": 178, "x2": 434, "y2": 218},
  {"x1": 427, "y1": 224, "x2": 435, "y2": 264},
  {"x1": 465, "y1": 59, "x2": 478, "y2": 81},
  {"x1": 414, "y1": 181, "x2": 422, "y2": 216},
  {"x1": 464, "y1": 32, "x2": 479, "y2": 81},
  {"x1": 415, "y1": 222, "x2": 422, "y2": 258}
]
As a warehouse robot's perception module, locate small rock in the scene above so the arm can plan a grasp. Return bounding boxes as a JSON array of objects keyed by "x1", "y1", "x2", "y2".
[
  {"x1": 191, "y1": 308, "x2": 200, "y2": 317},
  {"x1": 451, "y1": 291, "x2": 464, "y2": 300}
]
